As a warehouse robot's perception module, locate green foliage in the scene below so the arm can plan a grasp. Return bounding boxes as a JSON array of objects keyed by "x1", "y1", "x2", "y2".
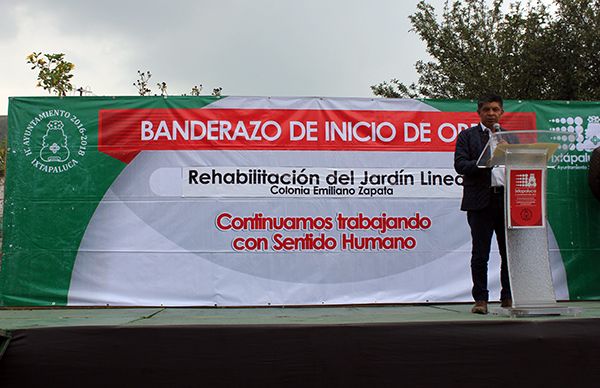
[
  {"x1": 0, "y1": 138, "x2": 6, "y2": 177},
  {"x1": 546, "y1": 0, "x2": 600, "y2": 100},
  {"x1": 26, "y1": 52, "x2": 75, "y2": 97},
  {"x1": 373, "y1": 0, "x2": 600, "y2": 100}
]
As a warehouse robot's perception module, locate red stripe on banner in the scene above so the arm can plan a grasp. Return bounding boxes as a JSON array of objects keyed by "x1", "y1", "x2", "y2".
[{"x1": 98, "y1": 108, "x2": 536, "y2": 163}]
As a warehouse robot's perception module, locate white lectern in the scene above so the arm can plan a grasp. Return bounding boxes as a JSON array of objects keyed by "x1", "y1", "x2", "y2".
[{"x1": 477, "y1": 130, "x2": 581, "y2": 317}]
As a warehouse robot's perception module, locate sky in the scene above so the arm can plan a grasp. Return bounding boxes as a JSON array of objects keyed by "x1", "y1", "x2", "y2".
[{"x1": 0, "y1": 0, "x2": 449, "y2": 115}]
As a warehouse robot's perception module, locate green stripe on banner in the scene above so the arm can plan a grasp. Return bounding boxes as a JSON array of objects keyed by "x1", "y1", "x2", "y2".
[{"x1": 534, "y1": 101, "x2": 600, "y2": 299}]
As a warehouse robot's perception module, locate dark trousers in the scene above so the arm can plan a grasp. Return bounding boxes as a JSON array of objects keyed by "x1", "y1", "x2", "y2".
[{"x1": 466, "y1": 190, "x2": 511, "y2": 302}]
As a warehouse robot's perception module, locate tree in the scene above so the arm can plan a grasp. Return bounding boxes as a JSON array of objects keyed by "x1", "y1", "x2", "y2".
[
  {"x1": 190, "y1": 85, "x2": 203, "y2": 96},
  {"x1": 157, "y1": 81, "x2": 168, "y2": 96},
  {"x1": 26, "y1": 52, "x2": 75, "y2": 96},
  {"x1": 546, "y1": 0, "x2": 600, "y2": 100},
  {"x1": 0, "y1": 137, "x2": 6, "y2": 177},
  {"x1": 372, "y1": 0, "x2": 600, "y2": 100},
  {"x1": 133, "y1": 70, "x2": 220, "y2": 97},
  {"x1": 133, "y1": 70, "x2": 152, "y2": 96}
]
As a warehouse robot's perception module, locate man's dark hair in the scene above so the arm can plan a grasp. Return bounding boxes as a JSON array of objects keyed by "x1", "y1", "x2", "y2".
[{"x1": 477, "y1": 94, "x2": 503, "y2": 110}]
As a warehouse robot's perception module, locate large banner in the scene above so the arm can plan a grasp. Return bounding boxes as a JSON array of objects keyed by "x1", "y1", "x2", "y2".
[{"x1": 1, "y1": 96, "x2": 599, "y2": 306}]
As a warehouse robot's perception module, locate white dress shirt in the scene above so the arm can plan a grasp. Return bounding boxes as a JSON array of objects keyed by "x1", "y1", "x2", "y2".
[{"x1": 481, "y1": 123, "x2": 505, "y2": 187}]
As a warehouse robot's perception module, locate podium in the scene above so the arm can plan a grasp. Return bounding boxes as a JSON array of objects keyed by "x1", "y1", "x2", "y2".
[{"x1": 477, "y1": 130, "x2": 581, "y2": 317}]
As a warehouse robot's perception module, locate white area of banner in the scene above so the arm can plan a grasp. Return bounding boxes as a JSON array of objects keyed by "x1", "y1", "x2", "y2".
[
  {"x1": 67, "y1": 97, "x2": 568, "y2": 306},
  {"x1": 68, "y1": 149, "x2": 569, "y2": 306}
]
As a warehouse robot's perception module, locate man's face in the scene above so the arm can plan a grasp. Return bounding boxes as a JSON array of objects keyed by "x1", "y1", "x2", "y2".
[{"x1": 477, "y1": 101, "x2": 504, "y2": 130}]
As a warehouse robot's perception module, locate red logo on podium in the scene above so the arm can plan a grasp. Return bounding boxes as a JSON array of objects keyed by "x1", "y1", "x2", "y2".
[{"x1": 508, "y1": 168, "x2": 544, "y2": 228}]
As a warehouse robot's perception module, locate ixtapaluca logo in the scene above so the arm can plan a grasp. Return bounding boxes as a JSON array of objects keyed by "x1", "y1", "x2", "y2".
[
  {"x1": 548, "y1": 115, "x2": 600, "y2": 170},
  {"x1": 22, "y1": 109, "x2": 88, "y2": 174}
]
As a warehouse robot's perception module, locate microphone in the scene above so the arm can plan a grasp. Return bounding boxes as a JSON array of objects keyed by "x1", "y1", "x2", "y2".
[{"x1": 492, "y1": 123, "x2": 501, "y2": 133}]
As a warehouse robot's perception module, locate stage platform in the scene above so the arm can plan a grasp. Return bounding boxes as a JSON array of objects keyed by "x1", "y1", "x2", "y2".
[{"x1": 1, "y1": 301, "x2": 600, "y2": 387}]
